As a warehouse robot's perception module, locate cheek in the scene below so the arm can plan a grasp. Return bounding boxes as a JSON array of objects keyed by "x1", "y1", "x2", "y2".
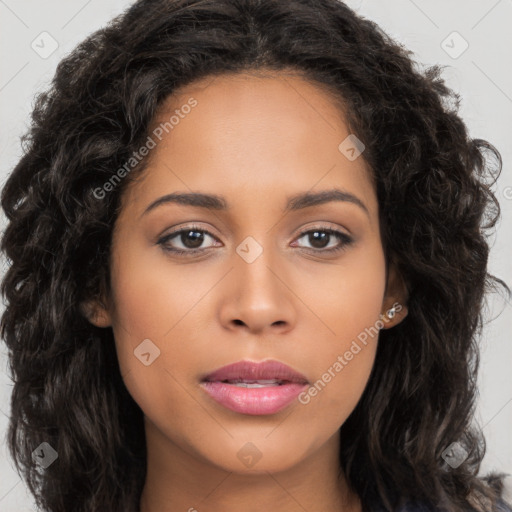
[
  {"x1": 295, "y1": 244, "x2": 385, "y2": 426},
  {"x1": 109, "y1": 239, "x2": 208, "y2": 341},
  {"x1": 107, "y1": 241, "x2": 218, "y2": 414},
  {"x1": 300, "y1": 239, "x2": 387, "y2": 345},
  {"x1": 295, "y1": 330, "x2": 379, "y2": 445}
]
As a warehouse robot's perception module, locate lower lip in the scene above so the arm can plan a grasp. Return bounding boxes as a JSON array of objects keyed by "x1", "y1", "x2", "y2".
[{"x1": 201, "y1": 381, "x2": 308, "y2": 415}]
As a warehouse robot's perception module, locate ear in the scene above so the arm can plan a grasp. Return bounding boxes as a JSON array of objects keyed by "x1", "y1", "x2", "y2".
[
  {"x1": 80, "y1": 296, "x2": 112, "y2": 328},
  {"x1": 379, "y1": 263, "x2": 409, "y2": 329}
]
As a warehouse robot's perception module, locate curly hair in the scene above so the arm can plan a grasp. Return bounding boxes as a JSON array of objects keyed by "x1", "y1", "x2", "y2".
[{"x1": 1, "y1": 0, "x2": 510, "y2": 511}]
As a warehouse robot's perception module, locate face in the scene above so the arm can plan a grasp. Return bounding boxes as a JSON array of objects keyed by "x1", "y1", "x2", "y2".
[{"x1": 86, "y1": 71, "x2": 407, "y2": 474}]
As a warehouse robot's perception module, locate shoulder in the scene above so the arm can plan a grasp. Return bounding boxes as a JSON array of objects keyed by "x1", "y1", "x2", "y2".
[
  {"x1": 372, "y1": 476, "x2": 512, "y2": 512},
  {"x1": 497, "y1": 500, "x2": 512, "y2": 512},
  {"x1": 393, "y1": 503, "x2": 512, "y2": 512},
  {"x1": 391, "y1": 496, "x2": 512, "y2": 512}
]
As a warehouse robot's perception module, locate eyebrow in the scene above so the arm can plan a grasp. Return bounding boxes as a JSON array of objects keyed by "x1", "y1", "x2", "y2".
[{"x1": 141, "y1": 188, "x2": 369, "y2": 218}]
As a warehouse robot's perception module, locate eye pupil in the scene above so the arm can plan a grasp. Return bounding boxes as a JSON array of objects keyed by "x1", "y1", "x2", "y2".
[
  {"x1": 309, "y1": 231, "x2": 329, "y2": 249},
  {"x1": 182, "y1": 230, "x2": 204, "y2": 248}
]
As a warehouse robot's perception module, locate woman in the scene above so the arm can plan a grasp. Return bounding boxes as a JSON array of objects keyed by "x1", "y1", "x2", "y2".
[{"x1": 1, "y1": 0, "x2": 510, "y2": 511}]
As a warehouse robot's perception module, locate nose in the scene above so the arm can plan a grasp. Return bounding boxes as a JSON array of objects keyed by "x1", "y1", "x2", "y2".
[{"x1": 218, "y1": 246, "x2": 297, "y2": 335}]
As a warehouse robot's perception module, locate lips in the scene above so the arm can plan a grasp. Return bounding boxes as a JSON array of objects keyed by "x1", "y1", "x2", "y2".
[
  {"x1": 200, "y1": 360, "x2": 309, "y2": 415},
  {"x1": 203, "y1": 360, "x2": 309, "y2": 385}
]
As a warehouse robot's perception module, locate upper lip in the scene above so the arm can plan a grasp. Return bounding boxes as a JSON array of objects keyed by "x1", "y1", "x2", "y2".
[{"x1": 202, "y1": 359, "x2": 309, "y2": 384}]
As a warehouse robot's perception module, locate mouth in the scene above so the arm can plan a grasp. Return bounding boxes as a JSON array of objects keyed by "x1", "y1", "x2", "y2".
[{"x1": 200, "y1": 360, "x2": 309, "y2": 416}]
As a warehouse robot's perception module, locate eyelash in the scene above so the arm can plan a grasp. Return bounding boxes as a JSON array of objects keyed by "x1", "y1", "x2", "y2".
[{"x1": 157, "y1": 223, "x2": 354, "y2": 257}]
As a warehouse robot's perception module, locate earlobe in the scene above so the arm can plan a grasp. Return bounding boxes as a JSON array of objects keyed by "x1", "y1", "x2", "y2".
[
  {"x1": 79, "y1": 298, "x2": 112, "y2": 328},
  {"x1": 379, "y1": 301, "x2": 408, "y2": 329},
  {"x1": 380, "y1": 263, "x2": 409, "y2": 329}
]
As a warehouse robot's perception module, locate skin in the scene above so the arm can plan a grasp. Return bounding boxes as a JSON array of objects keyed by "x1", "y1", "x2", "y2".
[{"x1": 85, "y1": 70, "x2": 408, "y2": 512}]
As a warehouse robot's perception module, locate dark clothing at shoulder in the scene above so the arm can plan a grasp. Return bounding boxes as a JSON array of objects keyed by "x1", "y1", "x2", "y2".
[{"x1": 377, "y1": 498, "x2": 512, "y2": 511}]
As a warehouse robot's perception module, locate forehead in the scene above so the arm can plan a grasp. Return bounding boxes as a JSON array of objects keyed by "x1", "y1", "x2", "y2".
[
  {"x1": 163, "y1": 70, "x2": 350, "y2": 140},
  {"x1": 119, "y1": 71, "x2": 376, "y2": 220}
]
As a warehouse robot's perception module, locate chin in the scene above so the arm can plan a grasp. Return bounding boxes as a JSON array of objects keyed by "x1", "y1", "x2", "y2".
[{"x1": 199, "y1": 436, "x2": 313, "y2": 475}]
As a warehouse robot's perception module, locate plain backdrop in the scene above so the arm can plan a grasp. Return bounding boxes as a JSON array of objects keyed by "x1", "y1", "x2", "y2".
[{"x1": 0, "y1": 1, "x2": 511, "y2": 510}]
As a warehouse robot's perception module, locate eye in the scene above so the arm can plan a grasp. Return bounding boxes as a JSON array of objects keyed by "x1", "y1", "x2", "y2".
[
  {"x1": 292, "y1": 226, "x2": 354, "y2": 254},
  {"x1": 157, "y1": 224, "x2": 220, "y2": 256}
]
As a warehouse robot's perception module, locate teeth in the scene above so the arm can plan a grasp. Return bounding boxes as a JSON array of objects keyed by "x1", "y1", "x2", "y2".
[
  {"x1": 224, "y1": 379, "x2": 283, "y2": 387},
  {"x1": 232, "y1": 382, "x2": 281, "y2": 388}
]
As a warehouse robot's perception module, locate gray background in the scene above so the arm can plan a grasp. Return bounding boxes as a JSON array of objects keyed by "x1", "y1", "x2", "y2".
[{"x1": 1, "y1": 0, "x2": 511, "y2": 509}]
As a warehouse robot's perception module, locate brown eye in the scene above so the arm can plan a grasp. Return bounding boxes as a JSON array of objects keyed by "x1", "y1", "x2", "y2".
[
  {"x1": 293, "y1": 227, "x2": 353, "y2": 254},
  {"x1": 157, "y1": 225, "x2": 220, "y2": 256},
  {"x1": 176, "y1": 230, "x2": 205, "y2": 249}
]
